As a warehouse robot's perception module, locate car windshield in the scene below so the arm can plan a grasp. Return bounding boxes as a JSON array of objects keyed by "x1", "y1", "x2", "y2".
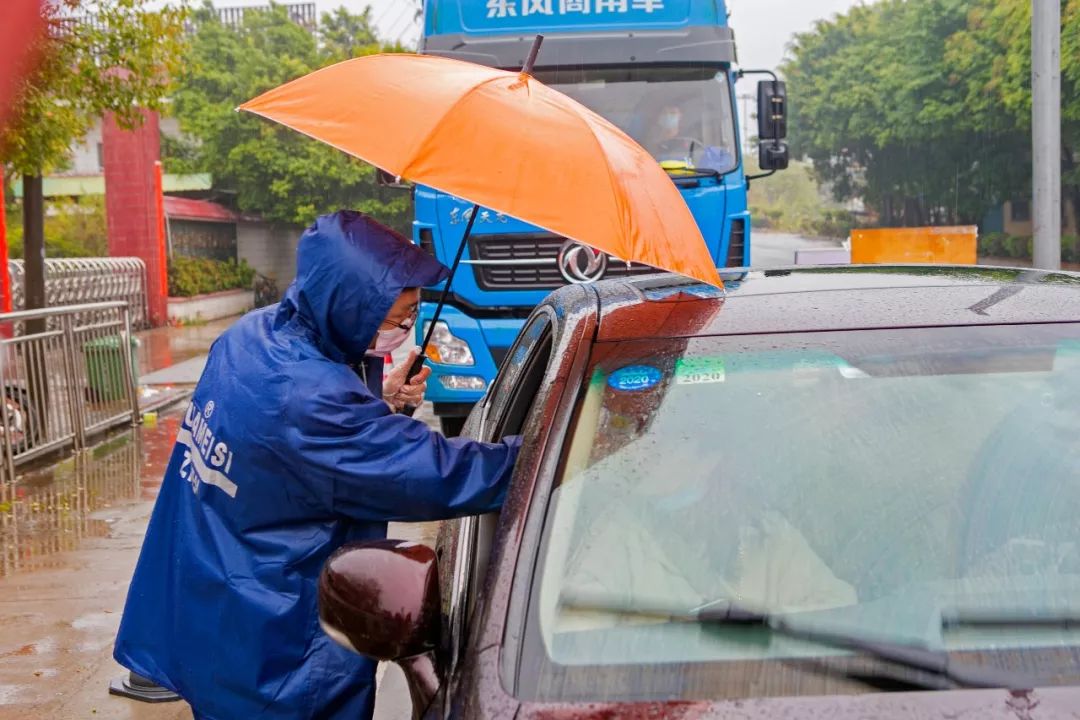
[
  {"x1": 519, "y1": 324, "x2": 1080, "y2": 702},
  {"x1": 531, "y1": 65, "x2": 739, "y2": 174}
]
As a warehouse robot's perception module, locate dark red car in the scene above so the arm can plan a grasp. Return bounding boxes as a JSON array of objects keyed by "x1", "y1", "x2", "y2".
[{"x1": 320, "y1": 266, "x2": 1080, "y2": 719}]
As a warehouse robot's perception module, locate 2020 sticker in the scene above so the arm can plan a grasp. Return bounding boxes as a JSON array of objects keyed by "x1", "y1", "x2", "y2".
[{"x1": 607, "y1": 365, "x2": 663, "y2": 392}]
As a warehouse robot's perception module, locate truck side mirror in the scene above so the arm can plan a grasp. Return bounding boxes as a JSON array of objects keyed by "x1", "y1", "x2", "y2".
[
  {"x1": 758, "y1": 140, "x2": 790, "y2": 171},
  {"x1": 376, "y1": 168, "x2": 411, "y2": 190},
  {"x1": 319, "y1": 539, "x2": 441, "y2": 720},
  {"x1": 757, "y1": 80, "x2": 787, "y2": 140}
]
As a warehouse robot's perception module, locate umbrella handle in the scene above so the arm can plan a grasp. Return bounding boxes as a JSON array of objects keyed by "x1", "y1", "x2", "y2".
[{"x1": 399, "y1": 352, "x2": 428, "y2": 417}]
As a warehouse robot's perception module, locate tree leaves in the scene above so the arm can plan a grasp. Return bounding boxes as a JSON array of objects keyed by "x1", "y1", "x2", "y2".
[
  {"x1": 783, "y1": 0, "x2": 1077, "y2": 227},
  {"x1": 0, "y1": 0, "x2": 186, "y2": 175},
  {"x1": 168, "y1": 2, "x2": 411, "y2": 231}
]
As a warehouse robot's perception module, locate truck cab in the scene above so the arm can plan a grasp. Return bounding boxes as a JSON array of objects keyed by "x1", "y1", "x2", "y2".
[{"x1": 414, "y1": 0, "x2": 785, "y2": 434}]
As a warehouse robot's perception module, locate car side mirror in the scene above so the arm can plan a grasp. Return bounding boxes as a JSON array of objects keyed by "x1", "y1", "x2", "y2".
[
  {"x1": 376, "y1": 167, "x2": 411, "y2": 190},
  {"x1": 757, "y1": 79, "x2": 787, "y2": 140},
  {"x1": 758, "y1": 140, "x2": 790, "y2": 171},
  {"x1": 319, "y1": 539, "x2": 441, "y2": 720}
]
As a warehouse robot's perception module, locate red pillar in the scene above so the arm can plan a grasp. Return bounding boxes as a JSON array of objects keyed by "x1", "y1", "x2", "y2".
[
  {"x1": 103, "y1": 109, "x2": 167, "y2": 326},
  {"x1": 153, "y1": 161, "x2": 169, "y2": 301},
  {"x1": 0, "y1": 181, "x2": 10, "y2": 312}
]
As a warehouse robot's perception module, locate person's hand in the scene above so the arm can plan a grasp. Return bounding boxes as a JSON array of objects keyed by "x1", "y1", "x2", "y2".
[{"x1": 383, "y1": 349, "x2": 431, "y2": 413}]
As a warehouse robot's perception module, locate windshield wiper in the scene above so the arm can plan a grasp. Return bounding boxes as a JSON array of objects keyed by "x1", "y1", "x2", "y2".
[
  {"x1": 662, "y1": 167, "x2": 719, "y2": 180},
  {"x1": 560, "y1": 595, "x2": 1040, "y2": 690},
  {"x1": 943, "y1": 608, "x2": 1080, "y2": 629}
]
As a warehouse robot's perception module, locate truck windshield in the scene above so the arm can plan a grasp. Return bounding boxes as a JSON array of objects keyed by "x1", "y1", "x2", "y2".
[{"x1": 531, "y1": 65, "x2": 739, "y2": 174}]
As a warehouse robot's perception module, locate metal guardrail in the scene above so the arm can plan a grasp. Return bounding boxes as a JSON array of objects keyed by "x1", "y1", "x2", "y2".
[
  {"x1": 0, "y1": 302, "x2": 139, "y2": 487},
  {"x1": 7, "y1": 257, "x2": 149, "y2": 330}
]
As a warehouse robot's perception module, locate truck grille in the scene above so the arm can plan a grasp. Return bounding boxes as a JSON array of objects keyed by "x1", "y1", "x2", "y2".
[
  {"x1": 469, "y1": 232, "x2": 655, "y2": 291},
  {"x1": 725, "y1": 219, "x2": 746, "y2": 267}
]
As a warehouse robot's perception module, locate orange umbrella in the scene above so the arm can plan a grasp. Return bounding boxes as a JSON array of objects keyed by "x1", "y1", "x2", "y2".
[{"x1": 238, "y1": 42, "x2": 720, "y2": 289}]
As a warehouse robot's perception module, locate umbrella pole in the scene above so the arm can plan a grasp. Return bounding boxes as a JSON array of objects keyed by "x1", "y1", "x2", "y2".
[
  {"x1": 409, "y1": 34, "x2": 544, "y2": 377},
  {"x1": 401, "y1": 35, "x2": 544, "y2": 418},
  {"x1": 400, "y1": 204, "x2": 479, "y2": 416},
  {"x1": 522, "y1": 34, "x2": 544, "y2": 74}
]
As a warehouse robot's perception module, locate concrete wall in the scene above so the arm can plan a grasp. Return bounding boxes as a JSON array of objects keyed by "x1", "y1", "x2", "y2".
[
  {"x1": 1003, "y1": 199, "x2": 1079, "y2": 237},
  {"x1": 238, "y1": 222, "x2": 302, "y2": 299},
  {"x1": 168, "y1": 289, "x2": 254, "y2": 324},
  {"x1": 65, "y1": 118, "x2": 103, "y2": 176}
]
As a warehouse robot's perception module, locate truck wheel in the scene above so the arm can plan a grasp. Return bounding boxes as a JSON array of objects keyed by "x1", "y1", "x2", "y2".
[{"x1": 439, "y1": 416, "x2": 467, "y2": 438}]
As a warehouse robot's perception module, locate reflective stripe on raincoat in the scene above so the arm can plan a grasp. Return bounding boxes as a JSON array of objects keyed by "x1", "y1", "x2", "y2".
[{"x1": 114, "y1": 211, "x2": 520, "y2": 720}]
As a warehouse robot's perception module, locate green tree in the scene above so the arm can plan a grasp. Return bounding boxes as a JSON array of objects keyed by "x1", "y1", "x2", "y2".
[
  {"x1": 783, "y1": 0, "x2": 1032, "y2": 227},
  {"x1": 947, "y1": 0, "x2": 1080, "y2": 225},
  {"x1": 6, "y1": 196, "x2": 109, "y2": 259},
  {"x1": 320, "y1": 6, "x2": 379, "y2": 62},
  {"x1": 747, "y1": 159, "x2": 854, "y2": 237},
  {"x1": 167, "y1": 2, "x2": 411, "y2": 232},
  {"x1": 0, "y1": 0, "x2": 186, "y2": 309}
]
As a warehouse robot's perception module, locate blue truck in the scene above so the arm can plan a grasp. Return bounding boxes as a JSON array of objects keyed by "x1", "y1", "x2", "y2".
[{"x1": 411, "y1": 0, "x2": 788, "y2": 435}]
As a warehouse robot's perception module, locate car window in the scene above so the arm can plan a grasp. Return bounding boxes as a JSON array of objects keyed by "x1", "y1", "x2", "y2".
[
  {"x1": 443, "y1": 310, "x2": 557, "y2": 676},
  {"x1": 518, "y1": 323, "x2": 1080, "y2": 703},
  {"x1": 481, "y1": 312, "x2": 554, "y2": 440}
]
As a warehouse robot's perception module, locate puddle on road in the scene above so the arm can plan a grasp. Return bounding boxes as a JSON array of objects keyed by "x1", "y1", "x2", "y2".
[
  {"x1": 137, "y1": 316, "x2": 237, "y2": 378},
  {"x1": 0, "y1": 407, "x2": 182, "y2": 579}
]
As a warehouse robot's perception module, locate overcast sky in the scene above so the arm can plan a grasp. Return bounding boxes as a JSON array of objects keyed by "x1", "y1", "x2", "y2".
[
  {"x1": 181, "y1": 0, "x2": 864, "y2": 70},
  {"x1": 726, "y1": 0, "x2": 862, "y2": 69}
]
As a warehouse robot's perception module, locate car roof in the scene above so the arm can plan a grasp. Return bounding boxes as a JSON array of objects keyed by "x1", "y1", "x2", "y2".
[{"x1": 578, "y1": 265, "x2": 1080, "y2": 342}]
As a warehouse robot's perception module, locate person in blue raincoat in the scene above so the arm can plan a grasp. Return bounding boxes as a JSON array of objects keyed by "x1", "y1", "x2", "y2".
[{"x1": 114, "y1": 211, "x2": 521, "y2": 720}]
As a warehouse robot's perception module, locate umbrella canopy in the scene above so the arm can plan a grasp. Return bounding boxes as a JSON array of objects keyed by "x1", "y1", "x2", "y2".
[{"x1": 239, "y1": 52, "x2": 721, "y2": 288}]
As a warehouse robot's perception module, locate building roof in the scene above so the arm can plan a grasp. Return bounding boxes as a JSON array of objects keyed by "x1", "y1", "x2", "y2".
[{"x1": 164, "y1": 196, "x2": 237, "y2": 223}]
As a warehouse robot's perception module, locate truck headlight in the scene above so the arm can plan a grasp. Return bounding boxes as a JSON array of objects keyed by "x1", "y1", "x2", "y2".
[
  {"x1": 423, "y1": 321, "x2": 474, "y2": 366},
  {"x1": 439, "y1": 375, "x2": 488, "y2": 391}
]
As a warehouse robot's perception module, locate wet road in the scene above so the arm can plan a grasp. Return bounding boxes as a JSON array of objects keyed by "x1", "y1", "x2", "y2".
[
  {"x1": 0, "y1": 409, "x2": 186, "y2": 719},
  {"x1": 752, "y1": 231, "x2": 843, "y2": 268},
  {"x1": 135, "y1": 317, "x2": 238, "y2": 379}
]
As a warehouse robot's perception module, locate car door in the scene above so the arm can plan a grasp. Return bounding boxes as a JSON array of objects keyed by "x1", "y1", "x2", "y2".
[{"x1": 436, "y1": 309, "x2": 556, "y2": 699}]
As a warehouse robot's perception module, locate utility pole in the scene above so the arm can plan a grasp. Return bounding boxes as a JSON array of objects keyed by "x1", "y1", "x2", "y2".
[{"x1": 1032, "y1": 0, "x2": 1061, "y2": 270}]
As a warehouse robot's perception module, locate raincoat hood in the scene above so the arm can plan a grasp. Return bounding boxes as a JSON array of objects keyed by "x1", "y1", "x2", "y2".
[{"x1": 279, "y1": 210, "x2": 448, "y2": 363}]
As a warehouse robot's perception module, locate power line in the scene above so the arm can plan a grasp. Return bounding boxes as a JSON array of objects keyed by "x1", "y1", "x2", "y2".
[
  {"x1": 372, "y1": 0, "x2": 398, "y2": 27},
  {"x1": 394, "y1": 22, "x2": 420, "y2": 47},
  {"x1": 395, "y1": 5, "x2": 419, "y2": 37},
  {"x1": 382, "y1": 5, "x2": 409, "y2": 37},
  {"x1": 384, "y1": 5, "x2": 414, "y2": 41}
]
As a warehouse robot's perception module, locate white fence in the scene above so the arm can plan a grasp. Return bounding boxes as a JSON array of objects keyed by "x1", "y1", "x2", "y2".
[{"x1": 7, "y1": 258, "x2": 149, "y2": 329}]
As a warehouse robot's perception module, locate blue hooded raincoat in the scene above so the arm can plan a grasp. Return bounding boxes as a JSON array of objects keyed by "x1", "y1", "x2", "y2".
[{"x1": 114, "y1": 211, "x2": 521, "y2": 720}]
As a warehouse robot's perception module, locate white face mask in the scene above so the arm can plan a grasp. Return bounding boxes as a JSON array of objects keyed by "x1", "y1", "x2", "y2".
[
  {"x1": 659, "y1": 112, "x2": 680, "y2": 132},
  {"x1": 371, "y1": 325, "x2": 410, "y2": 355}
]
